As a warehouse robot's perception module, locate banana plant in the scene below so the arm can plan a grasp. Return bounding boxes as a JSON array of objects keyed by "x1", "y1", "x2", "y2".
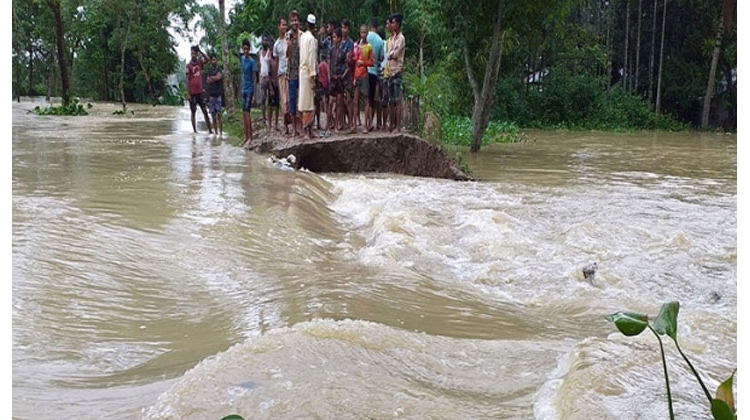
[{"x1": 606, "y1": 301, "x2": 736, "y2": 420}]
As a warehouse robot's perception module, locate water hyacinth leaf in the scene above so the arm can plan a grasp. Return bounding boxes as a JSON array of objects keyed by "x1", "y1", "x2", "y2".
[
  {"x1": 219, "y1": 415, "x2": 245, "y2": 420},
  {"x1": 653, "y1": 301, "x2": 679, "y2": 339},
  {"x1": 714, "y1": 369, "x2": 736, "y2": 413},
  {"x1": 605, "y1": 311, "x2": 649, "y2": 336},
  {"x1": 711, "y1": 399, "x2": 735, "y2": 420}
]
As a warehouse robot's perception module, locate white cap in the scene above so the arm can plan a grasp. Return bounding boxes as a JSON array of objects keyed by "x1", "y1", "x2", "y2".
[{"x1": 307, "y1": 14, "x2": 316, "y2": 25}]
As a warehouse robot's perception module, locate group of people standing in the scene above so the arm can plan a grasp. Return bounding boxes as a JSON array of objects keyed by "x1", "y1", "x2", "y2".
[{"x1": 185, "y1": 10, "x2": 405, "y2": 147}]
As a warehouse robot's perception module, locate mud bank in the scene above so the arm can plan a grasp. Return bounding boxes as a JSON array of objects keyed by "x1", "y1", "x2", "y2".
[{"x1": 248, "y1": 130, "x2": 472, "y2": 181}]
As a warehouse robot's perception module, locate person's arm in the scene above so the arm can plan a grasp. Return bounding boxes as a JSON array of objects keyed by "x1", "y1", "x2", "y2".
[
  {"x1": 363, "y1": 48, "x2": 374, "y2": 68},
  {"x1": 389, "y1": 36, "x2": 404, "y2": 61},
  {"x1": 197, "y1": 47, "x2": 209, "y2": 65},
  {"x1": 213, "y1": 70, "x2": 222, "y2": 82}
]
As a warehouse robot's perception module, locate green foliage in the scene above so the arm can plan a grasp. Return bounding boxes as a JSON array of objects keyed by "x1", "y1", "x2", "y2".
[
  {"x1": 604, "y1": 311, "x2": 649, "y2": 336},
  {"x1": 606, "y1": 302, "x2": 736, "y2": 420},
  {"x1": 453, "y1": 152, "x2": 472, "y2": 177},
  {"x1": 32, "y1": 97, "x2": 90, "y2": 116},
  {"x1": 442, "y1": 116, "x2": 522, "y2": 146},
  {"x1": 219, "y1": 416, "x2": 245, "y2": 420}
]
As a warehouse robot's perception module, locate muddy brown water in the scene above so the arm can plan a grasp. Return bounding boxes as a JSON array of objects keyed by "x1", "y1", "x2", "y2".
[{"x1": 12, "y1": 101, "x2": 736, "y2": 419}]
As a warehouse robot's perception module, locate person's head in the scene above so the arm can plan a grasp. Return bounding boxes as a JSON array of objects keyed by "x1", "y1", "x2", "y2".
[
  {"x1": 278, "y1": 18, "x2": 287, "y2": 36},
  {"x1": 262, "y1": 34, "x2": 270, "y2": 48},
  {"x1": 327, "y1": 18, "x2": 338, "y2": 34},
  {"x1": 209, "y1": 52, "x2": 217, "y2": 65},
  {"x1": 333, "y1": 27, "x2": 342, "y2": 45},
  {"x1": 190, "y1": 46, "x2": 198, "y2": 60},
  {"x1": 306, "y1": 14, "x2": 316, "y2": 33},
  {"x1": 242, "y1": 38, "x2": 250, "y2": 55},
  {"x1": 392, "y1": 12, "x2": 402, "y2": 31},
  {"x1": 359, "y1": 24, "x2": 368, "y2": 41},
  {"x1": 341, "y1": 19, "x2": 350, "y2": 38},
  {"x1": 289, "y1": 10, "x2": 299, "y2": 30},
  {"x1": 369, "y1": 17, "x2": 379, "y2": 32}
]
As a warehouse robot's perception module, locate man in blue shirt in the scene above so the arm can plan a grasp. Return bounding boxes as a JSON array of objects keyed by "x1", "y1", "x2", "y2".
[
  {"x1": 240, "y1": 38, "x2": 259, "y2": 147},
  {"x1": 366, "y1": 18, "x2": 384, "y2": 130}
]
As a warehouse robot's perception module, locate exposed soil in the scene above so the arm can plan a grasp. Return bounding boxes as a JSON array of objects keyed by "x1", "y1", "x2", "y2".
[{"x1": 247, "y1": 125, "x2": 472, "y2": 181}]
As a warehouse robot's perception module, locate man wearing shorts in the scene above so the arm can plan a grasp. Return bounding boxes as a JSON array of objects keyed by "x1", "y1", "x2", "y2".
[
  {"x1": 186, "y1": 46, "x2": 213, "y2": 134},
  {"x1": 353, "y1": 24, "x2": 373, "y2": 133},
  {"x1": 386, "y1": 13, "x2": 405, "y2": 132},
  {"x1": 240, "y1": 39, "x2": 258, "y2": 147},
  {"x1": 206, "y1": 52, "x2": 223, "y2": 135},
  {"x1": 366, "y1": 18, "x2": 384, "y2": 131}
]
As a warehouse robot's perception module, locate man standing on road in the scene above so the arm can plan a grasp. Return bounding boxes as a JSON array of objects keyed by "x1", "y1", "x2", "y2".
[
  {"x1": 299, "y1": 14, "x2": 318, "y2": 139},
  {"x1": 274, "y1": 18, "x2": 289, "y2": 134},
  {"x1": 366, "y1": 18, "x2": 384, "y2": 132},
  {"x1": 186, "y1": 46, "x2": 213, "y2": 134},
  {"x1": 206, "y1": 52, "x2": 223, "y2": 136}
]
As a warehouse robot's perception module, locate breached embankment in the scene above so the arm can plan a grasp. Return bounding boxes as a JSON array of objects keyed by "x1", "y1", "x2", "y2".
[{"x1": 247, "y1": 130, "x2": 472, "y2": 181}]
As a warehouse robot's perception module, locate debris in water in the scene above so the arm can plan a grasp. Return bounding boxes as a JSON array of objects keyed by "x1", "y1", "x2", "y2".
[
  {"x1": 269, "y1": 154, "x2": 297, "y2": 171},
  {"x1": 582, "y1": 262, "x2": 598, "y2": 283},
  {"x1": 710, "y1": 291, "x2": 722, "y2": 303}
]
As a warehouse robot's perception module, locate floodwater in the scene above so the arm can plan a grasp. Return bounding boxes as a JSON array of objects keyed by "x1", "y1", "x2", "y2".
[{"x1": 12, "y1": 101, "x2": 736, "y2": 419}]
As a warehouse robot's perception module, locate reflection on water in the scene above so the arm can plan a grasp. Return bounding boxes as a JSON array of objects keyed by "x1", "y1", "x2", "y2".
[{"x1": 12, "y1": 101, "x2": 736, "y2": 419}]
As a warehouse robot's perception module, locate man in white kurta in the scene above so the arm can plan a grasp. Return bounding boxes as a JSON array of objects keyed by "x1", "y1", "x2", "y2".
[{"x1": 299, "y1": 14, "x2": 318, "y2": 138}]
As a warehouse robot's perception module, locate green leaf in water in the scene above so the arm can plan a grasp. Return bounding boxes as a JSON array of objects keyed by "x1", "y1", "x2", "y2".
[
  {"x1": 652, "y1": 301, "x2": 679, "y2": 340},
  {"x1": 605, "y1": 311, "x2": 649, "y2": 336},
  {"x1": 714, "y1": 369, "x2": 736, "y2": 415},
  {"x1": 219, "y1": 415, "x2": 245, "y2": 420},
  {"x1": 711, "y1": 399, "x2": 735, "y2": 420}
]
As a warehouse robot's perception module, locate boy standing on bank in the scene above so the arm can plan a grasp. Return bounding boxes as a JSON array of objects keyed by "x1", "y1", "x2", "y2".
[
  {"x1": 386, "y1": 13, "x2": 405, "y2": 132},
  {"x1": 240, "y1": 39, "x2": 258, "y2": 147},
  {"x1": 206, "y1": 52, "x2": 223, "y2": 136},
  {"x1": 186, "y1": 45, "x2": 213, "y2": 134}
]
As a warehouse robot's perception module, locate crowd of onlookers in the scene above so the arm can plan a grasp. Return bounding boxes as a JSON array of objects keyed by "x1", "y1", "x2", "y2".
[{"x1": 185, "y1": 10, "x2": 405, "y2": 145}]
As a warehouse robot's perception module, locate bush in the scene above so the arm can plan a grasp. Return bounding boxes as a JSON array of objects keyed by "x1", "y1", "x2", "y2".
[
  {"x1": 32, "y1": 97, "x2": 91, "y2": 116},
  {"x1": 490, "y1": 66, "x2": 686, "y2": 131},
  {"x1": 442, "y1": 115, "x2": 523, "y2": 146}
]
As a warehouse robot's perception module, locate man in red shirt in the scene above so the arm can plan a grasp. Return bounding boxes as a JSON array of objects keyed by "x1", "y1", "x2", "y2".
[{"x1": 186, "y1": 46, "x2": 213, "y2": 134}]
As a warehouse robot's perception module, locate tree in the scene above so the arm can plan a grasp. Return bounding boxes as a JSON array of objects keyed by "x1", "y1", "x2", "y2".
[
  {"x1": 648, "y1": 0, "x2": 657, "y2": 101},
  {"x1": 218, "y1": 0, "x2": 236, "y2": 119},
  {"x1": 463, "y1": 0, "x2": 505, "y2": 153},
  {"x1": 634, "y1": 0, "x2": 642, "y2": 94},
  {"x1": 654, "y1": 0, "x2": 666, "y2": 113},
  {"x1": 623, "y1": 0, "x2": 629, "y2": 90},
  {"x1": 701, "y1": 0, "x2": 735, "y2": 128},
  {"x1": 47, "y1": 0, "x2": 71, "y2": 106}
]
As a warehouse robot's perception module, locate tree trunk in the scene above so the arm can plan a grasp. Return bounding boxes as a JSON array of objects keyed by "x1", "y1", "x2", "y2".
[
  {"x1": 46, "y1": 53, "x2": 54, "y2": 102},
  {"x1": 635, "y1": 0, "x2": 642, "y2": 94},
  {"x1": 100, "y1": 28, "x2": 110, "y2": 100},
  {"x1": 218, "y1": 0, "x2": 236, "y2": 119},
  {"x1": 701, "y1": 15, "x2": 723, "y2": 128},
  {"x1": 28, "y1": 45, "x2": 34, "y2": 96},
  {"x1": 119, "y1": 25, "x2": 129, "y2": 112},
  {"x1": 648, "y1": 0, "x2": 657, "y2": 101},
  {"x1": 48, "y1": 0, "x2": 70, "y2": 106},
  {"x1": 655, "y1": 0, "x2": 667, "y2": 114},
  {"x1": 465, "y1": 0, "x2": 505, "y2": 153},
  {"x1": 721, "y1": 55, "x2": 735, "y2": 130},
  {"x1": 137, "y1": 47, "x2": 157, "y2": 104},
  {"x1": 624, "y1": 0, "x2": 629, "y2": 90}
]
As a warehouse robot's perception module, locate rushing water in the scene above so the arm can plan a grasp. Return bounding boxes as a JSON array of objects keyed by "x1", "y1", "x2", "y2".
[{"x1": 12, "y1": 101, "x2": 736, "y2": 419}]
